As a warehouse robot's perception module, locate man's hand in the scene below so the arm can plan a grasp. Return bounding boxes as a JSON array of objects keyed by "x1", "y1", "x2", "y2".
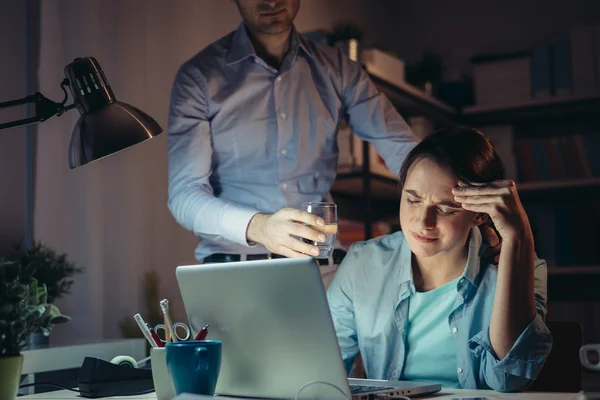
[{"x1": 246, "y1": 208, "x2": 327, "y2": 258}]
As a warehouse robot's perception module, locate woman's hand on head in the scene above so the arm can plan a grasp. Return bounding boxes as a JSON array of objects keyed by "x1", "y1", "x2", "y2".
[{"x1": 452, "y1": 180, "x2": 533, "y2": 244}]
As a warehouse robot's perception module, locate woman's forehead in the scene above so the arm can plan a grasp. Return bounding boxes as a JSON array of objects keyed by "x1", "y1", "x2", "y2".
[{"x1": 405, "y1": 158, "x2": 458, "y2": 190}]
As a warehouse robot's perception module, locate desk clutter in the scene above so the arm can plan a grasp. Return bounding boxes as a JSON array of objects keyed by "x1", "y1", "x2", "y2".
[
  {"x1": 66, "y1": 298, "x2": 217, "y2": 398},
  {"x1": 134, "y1": 298, "x2": 210, "y2": 348},
  {"x1": 139, "y1": 298, "x2": 220, "y2": 399}
]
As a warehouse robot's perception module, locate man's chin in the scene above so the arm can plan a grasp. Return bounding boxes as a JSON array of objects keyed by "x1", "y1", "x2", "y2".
[{"x1": 257, "y1": 21, "x2": 292, "y2": 35}]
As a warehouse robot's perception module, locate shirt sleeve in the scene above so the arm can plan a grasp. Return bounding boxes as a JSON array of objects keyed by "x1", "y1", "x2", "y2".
[
  {"x1": 338, "y1": 52, "x2": 418, "y2": 176},
  {"x1": 467, "y1": 256, "x2": 553, "y2": 392},
  {"x1": 327, "y1": 244, "x2": 361, "y2": 373},
  {"x1": 167, "y1": 63, "x2": 258, "y2": 246}
]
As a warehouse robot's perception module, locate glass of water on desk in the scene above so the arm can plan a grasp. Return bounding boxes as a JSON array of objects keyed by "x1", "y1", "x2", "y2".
[{"x1": 302, "y1": 202, "x2": 338, "y2": 258}]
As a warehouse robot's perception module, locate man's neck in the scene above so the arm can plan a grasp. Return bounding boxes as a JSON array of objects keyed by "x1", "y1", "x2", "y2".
[
  {"x1": 246, "y1": 26, "x2": 292, "y2": 69},
  {"x1": 411, "y1": 248, "x2": 468, "y2": 292}
]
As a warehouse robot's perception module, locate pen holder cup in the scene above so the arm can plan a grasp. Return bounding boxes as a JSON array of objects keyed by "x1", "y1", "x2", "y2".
[
  {"x1": 166, "y1": 340, "x2": 222, "y2": 396},
  {"x1": 151, "y1": 347, "x2": 176, "y2": 400}
]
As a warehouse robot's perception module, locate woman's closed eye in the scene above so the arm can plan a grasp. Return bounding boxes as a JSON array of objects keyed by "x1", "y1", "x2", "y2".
[
  {"x1": 406, "y1": 197, "x2": 459, "y2": 216},
  {"x1": 437, "y1": 208, "x2": 458, "y2": 216}
]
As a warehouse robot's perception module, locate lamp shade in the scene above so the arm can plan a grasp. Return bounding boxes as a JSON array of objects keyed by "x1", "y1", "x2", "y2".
[{"x1": 65, "y1": 57, "x2": 162, "y2": 169}]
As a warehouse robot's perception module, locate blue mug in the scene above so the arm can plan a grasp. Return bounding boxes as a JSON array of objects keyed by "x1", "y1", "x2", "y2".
[{"x1": 165, "y1": 340, "x2": 222, "y2": 396}]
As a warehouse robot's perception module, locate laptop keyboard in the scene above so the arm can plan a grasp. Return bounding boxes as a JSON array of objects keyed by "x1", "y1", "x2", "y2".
[{"x1": 350, "y1": 384, "x2": 397, "y2": 394}]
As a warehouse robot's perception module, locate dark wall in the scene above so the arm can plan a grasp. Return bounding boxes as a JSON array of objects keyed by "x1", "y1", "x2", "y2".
[{"x1": 0, "y1": 0, "x2": 28, "y2": 255}]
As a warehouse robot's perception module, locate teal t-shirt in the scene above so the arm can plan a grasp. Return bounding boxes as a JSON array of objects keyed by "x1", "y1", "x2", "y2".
[{"x1": 401, "y1": 276, "x2": 461, "y2": 388}]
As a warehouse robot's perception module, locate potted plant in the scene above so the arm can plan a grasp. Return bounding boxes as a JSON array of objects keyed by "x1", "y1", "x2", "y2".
[
  {"x1": 7, "y1": 242, "x2": 83, "y2": 347},
  {"x1": 0, "y1": 259, "x2": 69, "y2": 399}
]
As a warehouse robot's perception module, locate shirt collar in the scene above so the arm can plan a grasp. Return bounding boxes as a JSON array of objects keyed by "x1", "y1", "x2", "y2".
[
  {"x1": 462, "y1": 226, "x2": 485, "y2": 288},
  {"x1": 226, "y1": 23, "x2": 313, "y2": 66},
  {"x1": 397, "y1": 238, "x2": 416, "y2": 299}
]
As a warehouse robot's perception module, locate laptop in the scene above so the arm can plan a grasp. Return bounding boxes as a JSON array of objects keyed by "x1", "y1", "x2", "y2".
[{"x1": 175, "y1": 257, "x2": 441, "y2": 399}]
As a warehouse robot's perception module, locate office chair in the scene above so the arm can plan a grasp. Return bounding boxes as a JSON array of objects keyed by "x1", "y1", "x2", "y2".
[{"x1": 528, "y1": 320, "x2": 583, "y2": 392}]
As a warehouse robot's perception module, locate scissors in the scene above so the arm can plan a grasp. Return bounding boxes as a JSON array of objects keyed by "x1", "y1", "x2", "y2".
[{"x1": 154, "y1": 322, "x2": 191, "y2": 342}]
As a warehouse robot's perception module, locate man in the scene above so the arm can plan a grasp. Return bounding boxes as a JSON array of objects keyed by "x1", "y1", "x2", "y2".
[{"x1": 167, "y1": 0, "x2": 419, "y2": 263}]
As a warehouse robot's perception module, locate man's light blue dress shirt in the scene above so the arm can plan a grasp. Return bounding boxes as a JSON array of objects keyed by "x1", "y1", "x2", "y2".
[
  {"x1": 167, "y1": 24, "x2": 416, "y2": 261},
  {"x1": 327, "y1": 227, "x2": 552, "y2": 392}
]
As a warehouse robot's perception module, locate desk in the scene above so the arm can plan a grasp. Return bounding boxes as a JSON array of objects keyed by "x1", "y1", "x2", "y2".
[
  {"x1": 19, "y1": 388, "x2": 580, "y2": 399},
  {"x1": 19, "y1": 339, "x2": 147, "y2": 396}
]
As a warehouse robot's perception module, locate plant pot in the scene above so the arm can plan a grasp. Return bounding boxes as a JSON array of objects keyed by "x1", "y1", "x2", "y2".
[{"x1": 0, "y1": 354, "x2": 24, "y2": 400}]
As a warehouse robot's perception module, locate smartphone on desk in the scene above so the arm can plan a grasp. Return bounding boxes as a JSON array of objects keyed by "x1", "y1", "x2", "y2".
[{"x1": 451, "y1": 398, "x2": 488, "y2": 400}]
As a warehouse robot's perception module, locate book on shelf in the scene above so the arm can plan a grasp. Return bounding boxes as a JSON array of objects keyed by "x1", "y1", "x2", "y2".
[
  {"x1": 528, "y1": 204, "x2": 600, "y2": 268},
  {"x1": 336, "y1": 117, "x2": 418, "y2": 180},
  {"x1": 552, "y1": 40, "x2": 573, "y2": 96},
  {"x1": 515, "y1": 133, "x2": 599, "y2": 183},
  {"x1": 531, "y1": 44, "x2": 552, "y2": 99},
  {"x1": 570, "y1": 26, "x2": 597, "y2": 96}
]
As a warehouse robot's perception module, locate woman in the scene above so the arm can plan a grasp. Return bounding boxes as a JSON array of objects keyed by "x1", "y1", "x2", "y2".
[{"x1": 327, "y1": 126, "x2": 552, "y2": 392}]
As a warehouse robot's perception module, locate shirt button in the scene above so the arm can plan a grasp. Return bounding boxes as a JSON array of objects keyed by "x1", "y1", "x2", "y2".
[
  {"x1": 280, "y1": 112, "x2": 287, "y2": 120},
  {"x1": 280, "y1": 183, "x2": 288, "y2": 190},
  {"x1": 459, "y1": 278, "x2": 464, "y2": 284},
  {"x1": 276, "y1": 76, "x2": 282, "y2": 82},
  {"x1": 457, "y1": 367, "x2": 463, "y2": 374},
  {"x1": 280, "y1": 149, "x2": 287, "y2": 155},
  {"x1": 452, "y1": 327, "x2": 458, "y2": 334}
]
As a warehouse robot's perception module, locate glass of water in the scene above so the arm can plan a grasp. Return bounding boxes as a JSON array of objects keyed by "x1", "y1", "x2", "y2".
[{"x1": 301, "y1": 202, "x2": 338, "y2": 259}]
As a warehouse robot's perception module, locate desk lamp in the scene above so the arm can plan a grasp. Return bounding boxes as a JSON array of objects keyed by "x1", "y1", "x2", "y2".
[{"x1": 0, "y1": 57, "x2": 162, "y2": 168}]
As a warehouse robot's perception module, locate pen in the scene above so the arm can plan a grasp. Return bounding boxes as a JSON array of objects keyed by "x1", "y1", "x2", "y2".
[
  {"x1": 134, "y1": 313, "x2": 159, "y2": 348},
  {"x1": 194, "y1": 324, "x2": 210, "y2": 341},
  {"x1": 160, "y1": 299, "x2": 177, "y2": 342},
  {"x1": 147, "y1": 323, "x2": 164, "y2": 348}
]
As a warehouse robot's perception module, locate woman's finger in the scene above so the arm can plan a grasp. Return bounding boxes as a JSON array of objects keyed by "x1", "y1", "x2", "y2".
[
  {"x1": 460, "y1": 202, "x2": 496, "y2": 213},
  {"x1": 458, "y1": 180, "x2": 514, "y2": 188},
  {"x1": 454, "y1": 194, "x2": 502, "y2": 204},
  {"x1": 453, "y1": 185, "x2": 512, "y2": 197}
]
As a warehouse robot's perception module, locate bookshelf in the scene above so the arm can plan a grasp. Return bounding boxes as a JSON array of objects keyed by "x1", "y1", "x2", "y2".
[
  {"x1": 333, "y1": 67, "x2": 460, "y2": 239},
  {"x1": 548, "y1": 266, "x2": 600, "y2": 276},
  {"x1": 518, "y1": 178, "x2": 600, "y2": 202},
  {"x1": 333, "y1": 174, "x2": 600, "y2": 202},
  {"x1": 464, "y1": 94, "x2": 600, "y2": 291},
  {"x1": 367, "y1": 72, "x2": 458, "y2": 126},
  {"x1": 463, "y1": 94, "x2": 600, "y2": 125}
]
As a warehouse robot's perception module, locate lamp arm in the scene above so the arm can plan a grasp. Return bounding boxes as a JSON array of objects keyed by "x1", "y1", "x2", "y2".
[{"x1": 0, "y1": 87, "x2": 76, "y2": 131}]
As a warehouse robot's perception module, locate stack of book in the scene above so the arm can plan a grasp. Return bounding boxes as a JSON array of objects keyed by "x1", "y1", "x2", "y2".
[
  {"x1": 472, "y1": 26, "x2": 600, "y2": 107},
  {"x1": 515, "y1": 132, "x2": 600, "y2": 182}
]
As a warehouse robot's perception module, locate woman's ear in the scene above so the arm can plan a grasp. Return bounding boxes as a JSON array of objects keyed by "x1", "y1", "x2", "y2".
[{"x1": 473, "y1": 213, "x2": 489, "y2": 226}]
